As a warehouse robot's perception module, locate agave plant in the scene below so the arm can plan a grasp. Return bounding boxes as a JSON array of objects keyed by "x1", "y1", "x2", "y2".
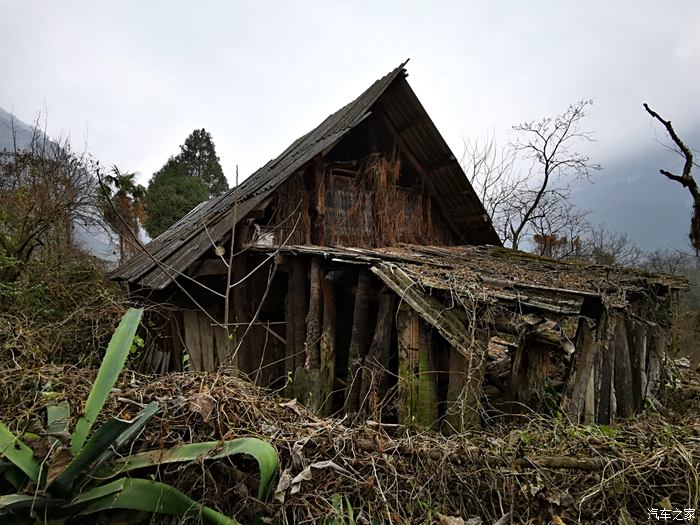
[{"x1": 0, "y1": 308, "x2": 278, "y2": 524}]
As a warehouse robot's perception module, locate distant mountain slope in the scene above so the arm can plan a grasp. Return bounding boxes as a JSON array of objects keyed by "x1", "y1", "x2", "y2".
[
  {"x1": 0, "y1": 107, "x2": 117, "y2": 262},
  {"x1": 0, "y1": 106, "x2": 37, "y2": 151},
  {"x1": 574, "y1": 127, "x2": 700, "y2": 252}
]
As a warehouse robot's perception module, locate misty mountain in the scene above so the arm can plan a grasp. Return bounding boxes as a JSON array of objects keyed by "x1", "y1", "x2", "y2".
[
  {"x1": 0, "y1": 106, "x2": 37, "y2": 151},
  {"x1": 574, "y1": 127, "x2": 700, "y2": 253},
  {"x1": 0, "y1": 107, "x2": 117, "y2": 262}
]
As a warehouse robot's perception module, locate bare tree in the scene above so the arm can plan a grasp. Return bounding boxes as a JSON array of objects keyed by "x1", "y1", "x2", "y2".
[
  {"x1": 642, "y1": 103, "x2": 700, "y2": 255},
  {"x1": 579, "y1": 225, "x2": 643, "y2": 267},
  {"x1": 507, "y1": 100, "x2": 601, "y2": 250},
  {"x1": 0, "y1": 120, "x2": 102, "y2": 281},
  {"x1": 463, "y1": 101, "x2": 600, "y2": 251},
  {"x1": 530, "y1": 189, "x2": 590, "y2": 258}
]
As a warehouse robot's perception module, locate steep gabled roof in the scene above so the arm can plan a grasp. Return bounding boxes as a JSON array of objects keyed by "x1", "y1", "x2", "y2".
[{"x1": 111, "y1": 61, "x2": 500, "y2": 289}]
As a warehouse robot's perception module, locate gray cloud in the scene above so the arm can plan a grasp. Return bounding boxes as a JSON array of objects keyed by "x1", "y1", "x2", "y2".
[{"x1": 2, "y1": 0, "x2": 699, "y2": 250}]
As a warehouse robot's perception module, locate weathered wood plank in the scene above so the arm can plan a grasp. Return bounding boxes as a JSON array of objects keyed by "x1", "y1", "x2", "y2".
[
  {"x1": 565, "y1": 318, "x2": 599, "y2": 423},
  {"x1": 415, "y1": 321, "x2": 438, "y2": 428},
  {"x1": 199, "y1": 314, "x2": 215, "y2": 372},
  {"x1": 346, "y1": 270, "x2": 372, "y2": 414},
  {"x1": 614, "y1": 316, "x2": 635, "y2": 418},
  {"x1": 359, "y1": 288, "x2": 395, "y2": 420},
  {"x1": 183, "y1": 310, "x2": 203, "y2": 371},
  {"x1": 371, "y1": 263, "x2": 471, "y2": 358},
  {"x1": 319, "y1": 276, "x2": 336, "y2": 415},
  {"x1": 397, "y1": 304, "x2": 420, "y2": 425},
  {"x1": 296, "y1": 257, "x2": 323, "y2": 412}
]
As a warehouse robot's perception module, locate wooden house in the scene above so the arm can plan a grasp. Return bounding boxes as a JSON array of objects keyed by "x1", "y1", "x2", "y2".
[{"x1": 111, "y1": 62, "x2": 684, "y2": 432}]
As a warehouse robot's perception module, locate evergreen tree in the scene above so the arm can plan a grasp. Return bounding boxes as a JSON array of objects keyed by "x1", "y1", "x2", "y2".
[
  {"x1": 179, "y1": 128, "x2": 228, "y2": 196},
  {"x1": 143, "y1": 157, "x2": 209, "y2": 239}
]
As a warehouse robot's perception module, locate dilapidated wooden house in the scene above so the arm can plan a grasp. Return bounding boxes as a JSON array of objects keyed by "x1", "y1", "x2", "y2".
[{"x1": 111, "y1": 62, "x2": 684, "y2": 432}]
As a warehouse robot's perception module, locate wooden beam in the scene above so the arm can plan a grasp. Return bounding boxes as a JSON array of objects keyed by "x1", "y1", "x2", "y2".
[
  {"x1": 415, "y1": 320, "x2": 438, "y2": 428},
  {"x1": 371, "y1": 263, "x2": 472, "y2": 358},
  {"x1": 295, "y1": 256, "x2": 323, "y2": 413},
  {"x1": 397, "y1": 304, "x2": 420, "y2": 425},
  {"x1": 232, "y1": 251, "x2": 252, "y2": 373},
  {"x1": 359, "y1": 288, "x2": 395, "y2": 420},
  {"x1": 613, "y1": 316, "x2": 635, "y2": 418},
  {"x1": 444, "y1": 334, "x2": 486, "y2": 432},
  {"x1": 346, "y1": 270, "x2": 372, "y2": 414},
  {"x1": 319, "y1": 275, "x2": 336, "y2": 416},
  {"x1": 564, "y1": 318, "x2": 599, "y2": 423}
]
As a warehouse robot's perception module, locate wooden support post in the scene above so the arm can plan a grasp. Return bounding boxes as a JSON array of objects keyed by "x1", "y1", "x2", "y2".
[
  {"x1": 646, "y1": 330, "x2": 665, "y2": 398},
  {"x1": 285, "y1": 272, "x2": 296, "y2": 389},
  {"x1": 564, "y1": 318, "x2": 599, "y2": 423},
  {"x1": 319, "y1": 275, "x2": 336, "y2": 415},
  {"x1": 415, "y1": 321, "x2": 438, "y2": 428},
  {"x1": 626, "y1": 319, "x2": 648, "y2": 409},
  {"x1": 183, "y1": 310, "x2": 204, "y2": 371},
  {"x1": 345, "y1": 270, "x2": 372, "y2": 414},
  {"x1": 295, "y1": 257, "x2": 323, "y2": 412},
  {"x1": 168, "y1": 311, "x2": 184, "y2": 372},
  {"x1": 213, "y1": 325, "x2": 233, "y2": 369},
  {"x1": 359, "y1": 288, "x2": 395, "y2": 421},
  {"x1": 232, "y1": 252, "x2": 252, "y2": 373},
  {"x1": 596, "y1": 314, "x2": 617, "y2": 424},
  {"x1": 397, "y1": 304, "x2": 420, "y2": 425},
  {"x1": 291, "y1": 258, "x2": 307, "y2": 370},
  {"x1": 445, "y1": 334, "x2": 486, "y2": 433},
  {"x1": 614, "y1": 316, "x2": 635, "y2": 418},
  {"x1": 509, "y1": 336, "x2": 549, "y2": 412}
]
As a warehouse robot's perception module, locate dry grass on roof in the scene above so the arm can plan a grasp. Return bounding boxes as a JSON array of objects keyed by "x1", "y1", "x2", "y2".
[{"x1": 369, "y1": 244, "x2": 688, "y2": 296}]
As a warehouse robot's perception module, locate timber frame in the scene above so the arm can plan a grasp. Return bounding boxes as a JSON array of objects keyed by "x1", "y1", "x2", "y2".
[{"x1": 111, "y1": 63, "x2": 686, "y2": 433}]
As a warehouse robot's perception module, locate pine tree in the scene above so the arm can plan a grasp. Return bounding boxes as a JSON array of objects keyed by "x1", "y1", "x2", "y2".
[
  {"x1": 143, "y1": 157, "x2": 209, "y2": 239},
  {"x1": 178, "y1": 128, "x2": 228, "y2": 196}
]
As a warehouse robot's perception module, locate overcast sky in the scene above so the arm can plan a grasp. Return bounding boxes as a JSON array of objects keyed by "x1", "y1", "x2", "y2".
[{"x1": 3, "y1": 1, "x2": 700, "y2": 250}]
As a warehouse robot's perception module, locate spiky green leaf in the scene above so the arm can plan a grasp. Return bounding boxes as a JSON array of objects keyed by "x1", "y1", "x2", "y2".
[
  {"x1": 0, "y1": 423, "x2": 39, "y2": 482},
  {"x1": 71, "y1": 308, "x2": 143, "y2": 454},
  {"x1": 70, "y1": 478, "x2": 238, "y2": 524},
  {"x1": 98, "y1": 437, "x2": 278, "y2": 499},
  {"x1": 49, "y1": 417, "x2": 131, "y2": 496},
  {"x1": 46, "y1": 402, "x2": 70, "y2": 448},
  {"x1": 91, "y1": 401, "x2": 159, "y2": 473}
]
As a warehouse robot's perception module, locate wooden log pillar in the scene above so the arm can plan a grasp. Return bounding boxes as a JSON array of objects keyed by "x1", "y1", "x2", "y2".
[
  {"x1": 646, "y1": 330, "x2": 665, "y2": 399},
  {"x1": 319, "y1": 275, "x2": 336, "y2": 415},
  {"x1": 415, "y1": 321, "x2": 438, "y2": 428},
  {"x1": 232, "y1": 251, "x2": 252, "y2": 374},
  {"x1": 345, "y1": 270, "x2": 372, "y2": 414},
  {"x1": 626, "y1": 319, "x2": 648, "y2": 410},
  {"x1": 596, "y1": 313, "x2": 617, "y2": 424},
  {"x1": 397, "y1": 304, "x2": 420, "y2": 425},
  {"x1": 167, "y1": 311, "x2": 184, "y2": 372},
  {"x1": 445, "y1": 334, "x2": 486, "y2": 433},
  {"x1": 358, "y1": 288, "x2": 395, "y2": 421},
  {"x1": 294, "y1": 257, "x2": 323, "y2": 413},
  {"x1": 613, "y1": 316, "x2": 635, "y2": 418},
  {"x1": 562, "y1": 318, "x2": 599, "y2": 423},
  {"x1": 509, "y1": 335, "x2": 549, "y2": 412},
  {"x1": 284, "y1": 258, "x2": 307, "y2": 395}
]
